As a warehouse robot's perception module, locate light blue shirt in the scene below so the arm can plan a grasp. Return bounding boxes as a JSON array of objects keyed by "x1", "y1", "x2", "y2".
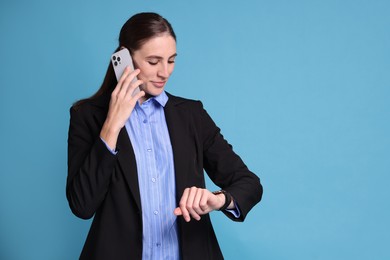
[{"x1": 125, "y1": 91, "x2": 179, "y2": 260}]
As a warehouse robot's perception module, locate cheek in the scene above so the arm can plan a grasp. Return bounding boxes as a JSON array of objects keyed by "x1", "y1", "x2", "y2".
[
  {"x1": 137, "y1": 66, "x2": 153, "y2": 80},
  {"x1": 168, "y1": 64, "x2": 175, "y2": 75},
  {"x1": 137, "y1": 72, "x2": 147, "y2": 81}
]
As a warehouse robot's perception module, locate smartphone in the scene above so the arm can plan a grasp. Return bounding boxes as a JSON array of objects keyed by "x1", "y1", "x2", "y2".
[{"x1": 111, "y1": 48, "x2": 140, "y2": 96}]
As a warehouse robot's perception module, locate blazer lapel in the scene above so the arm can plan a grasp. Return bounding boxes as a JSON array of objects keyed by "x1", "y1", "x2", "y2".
[{"x1": 164, "y1": 94, "x2": 189, "y2": 203}]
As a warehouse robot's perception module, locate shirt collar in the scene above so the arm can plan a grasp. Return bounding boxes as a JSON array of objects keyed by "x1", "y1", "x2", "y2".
[{"x1": 150, "y1": 91, "x2": 169, "y2": 107}]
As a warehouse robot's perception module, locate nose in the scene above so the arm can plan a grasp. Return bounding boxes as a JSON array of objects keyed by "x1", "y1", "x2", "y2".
[{"x1": 157, "y1": 63, "x2": 169, "y2": 79}]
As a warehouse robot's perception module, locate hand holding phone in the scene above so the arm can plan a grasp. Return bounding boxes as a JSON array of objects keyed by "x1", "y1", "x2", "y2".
[
  {"x1": 111, "y1": 48, "x2": 140, "y2": 96},
  {"x1": 101, "y1": 48, "x2": 143, "y2": 149}
]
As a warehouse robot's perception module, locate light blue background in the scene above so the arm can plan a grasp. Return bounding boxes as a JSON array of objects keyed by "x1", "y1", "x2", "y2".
[{"x1": 1, "y1": 0, "x2": 389, "y2": 259}]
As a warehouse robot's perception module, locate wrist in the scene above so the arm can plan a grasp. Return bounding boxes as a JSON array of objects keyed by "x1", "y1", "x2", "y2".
[
  {"x1": 100, "y1": 122, "x2": 120, "y2": 150},
  {"x1": 212, "y1": 190, "x2": 232, "y2": 211},
  {"x1": 101, "y1": 117, "x2": 121, "y2": 135}
]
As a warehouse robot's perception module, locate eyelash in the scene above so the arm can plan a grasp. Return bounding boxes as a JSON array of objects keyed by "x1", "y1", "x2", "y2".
[{"x1": 148, "y1": 60, "x2": 175, "y2": 65}]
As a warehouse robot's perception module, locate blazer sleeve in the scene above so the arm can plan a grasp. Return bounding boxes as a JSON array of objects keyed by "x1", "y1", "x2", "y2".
[
  {"x1": 196, "y1": 102, "x2": 263, "y2": 222},
  {"x1": 66, "y1": 105, "x2": 117, "y2": 219}
]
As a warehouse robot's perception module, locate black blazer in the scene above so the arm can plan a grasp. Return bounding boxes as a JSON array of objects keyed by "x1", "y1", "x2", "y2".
[{"x1": 67, "y1": 92, "x2": 263, "y2": 260}]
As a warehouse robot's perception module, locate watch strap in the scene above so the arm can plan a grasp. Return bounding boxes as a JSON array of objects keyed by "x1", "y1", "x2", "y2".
[{"x1": 212, "y1": 190, "x2": 232, "y2": 211}]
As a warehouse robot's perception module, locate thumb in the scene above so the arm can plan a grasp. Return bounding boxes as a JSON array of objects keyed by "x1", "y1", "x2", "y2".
[{"x1": 174, "y1": 207, "x2": 182, "y2": 216}]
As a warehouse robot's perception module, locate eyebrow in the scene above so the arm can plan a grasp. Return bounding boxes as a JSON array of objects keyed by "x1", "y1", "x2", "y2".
[{"x1": 146, "y1": 53, "x2": 178, "y2": 60}]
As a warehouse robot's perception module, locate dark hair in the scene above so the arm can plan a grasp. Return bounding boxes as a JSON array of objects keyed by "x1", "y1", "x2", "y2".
[{"x1": 74, "y1": 12, "x2": 176, "y2": 108}]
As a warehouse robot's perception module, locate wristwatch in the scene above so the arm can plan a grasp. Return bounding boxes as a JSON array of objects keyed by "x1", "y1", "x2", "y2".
[{"x1": 212, "y1": 190, "x2": 232, "y2": 211}]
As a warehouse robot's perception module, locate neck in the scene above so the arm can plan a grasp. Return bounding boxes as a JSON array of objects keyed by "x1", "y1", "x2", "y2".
[{"x1": 139, "y1": 93, "x2": 153, "y2": 104}]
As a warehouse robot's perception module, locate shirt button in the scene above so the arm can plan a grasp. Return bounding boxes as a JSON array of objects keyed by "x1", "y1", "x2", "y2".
[
  {"x1": 153, "y1": 210, "x2": 159, "y2": 215},
  {"x1": 143, "y1": 119, "x2": 147, "y2": 123},
  {"x1": 156, "y1": 243, "x2": 161, "y2": 247},
  {"x1": 147, "y1": 148, "x2": 152, "y2": 152},
  {"x1": 151, "y1": 178, "x2": 156, "y2": 183}
]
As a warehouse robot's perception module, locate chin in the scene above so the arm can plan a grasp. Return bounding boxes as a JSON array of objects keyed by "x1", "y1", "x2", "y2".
[{"x1": 150, "y1": 87, "x2": 165, "y2": 96}]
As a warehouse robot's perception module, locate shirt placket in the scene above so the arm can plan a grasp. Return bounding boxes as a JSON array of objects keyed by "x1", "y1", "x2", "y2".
[{"x1": 140, "y1": 102, "x2": 163, "y2": 255}]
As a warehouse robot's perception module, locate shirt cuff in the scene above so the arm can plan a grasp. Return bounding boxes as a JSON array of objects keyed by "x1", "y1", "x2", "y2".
[
  {"x1": 100, "y1": 137, "x2": 118, "y2": 155},
  {"x1": 224, "y1": 201, "x2": 241, "y2": 218}
]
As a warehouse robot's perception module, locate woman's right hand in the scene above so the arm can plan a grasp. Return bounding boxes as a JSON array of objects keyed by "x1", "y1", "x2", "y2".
[{"x1": 100, "y1": 67, "x2": 145, "y2": 150}]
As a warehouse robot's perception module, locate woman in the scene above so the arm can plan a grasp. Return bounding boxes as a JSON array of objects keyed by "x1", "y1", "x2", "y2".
[{"x1": 67, "y1": 12, "x2": 263, "y2": 260}]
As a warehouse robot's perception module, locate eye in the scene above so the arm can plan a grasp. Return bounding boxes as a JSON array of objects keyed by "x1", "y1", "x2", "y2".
[
  {"x1": 168, "y1": 59, "x2": 175, "y2": 64},
  {"x1": 148, "y1": 60, "x2": 159, "y2": 65}
]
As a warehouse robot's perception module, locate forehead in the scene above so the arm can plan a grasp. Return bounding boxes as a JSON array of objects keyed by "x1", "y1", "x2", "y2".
[{"x1": 136, "y1": 34, "x2": 177, "y2": 57}]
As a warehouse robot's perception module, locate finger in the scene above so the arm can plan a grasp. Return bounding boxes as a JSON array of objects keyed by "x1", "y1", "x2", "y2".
[
  {"x1": 179, "y1": 188, "x2": 191, "y2": 222},
  {"x1": 112, "y1": 66, "x2": 132, "y2": 96},
  {"x1": 117, "y1": 69, "x2": 140, "y2": 98},
  {"x1": 192, "y1": 189, "x2": 204, "y2": 216},
  {"x1": 132, "y1": 90, "x2": 146, "y2": 102},
  {"x1": 122, "y1": 68, "x2": 140, "y2": 90},
  {"x1": 186, "y1": 187, "x2": 201, "y2": 221},
  {"x1": 125, "y1": 79, "x2": 143, "y2": 97},
  {"x1": 118, "y1": 66, "x2": 134, "y2": 85}
]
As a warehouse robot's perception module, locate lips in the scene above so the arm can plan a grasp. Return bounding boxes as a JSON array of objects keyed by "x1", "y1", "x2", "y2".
[{"x1": 151, "y1": 81, "x2": 166, "y2": 88}]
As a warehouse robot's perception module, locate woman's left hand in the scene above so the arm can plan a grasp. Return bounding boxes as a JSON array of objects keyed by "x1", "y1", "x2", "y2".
[{"x1": 173, "y1": 186, "x2": 225, "y2": 222}]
